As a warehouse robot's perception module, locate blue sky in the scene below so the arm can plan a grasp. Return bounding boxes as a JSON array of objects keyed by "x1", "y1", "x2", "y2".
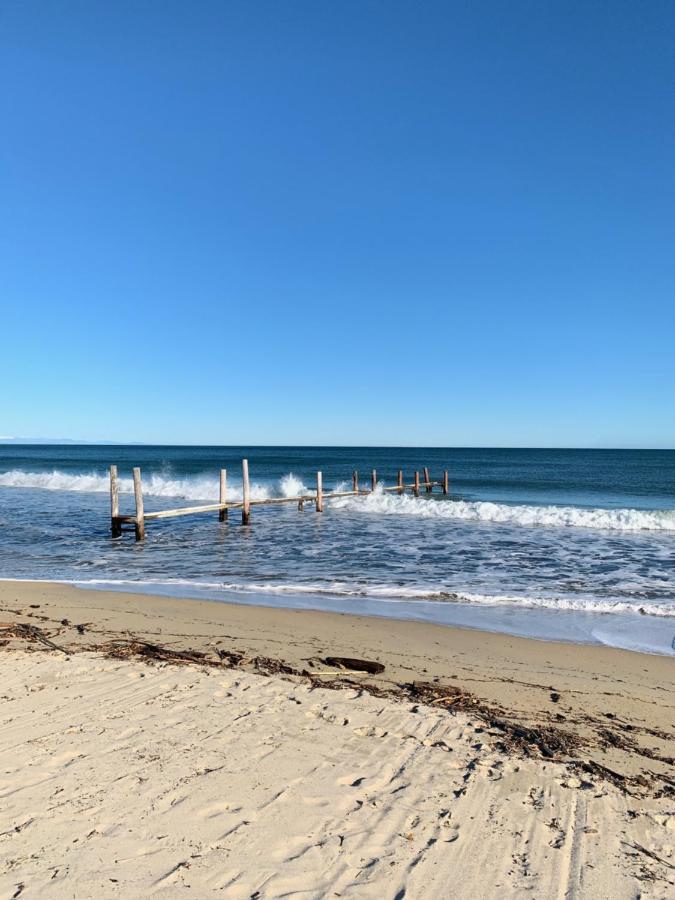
[{"x1": 1, "y1": 0, "x2": 673, "y2": 447}]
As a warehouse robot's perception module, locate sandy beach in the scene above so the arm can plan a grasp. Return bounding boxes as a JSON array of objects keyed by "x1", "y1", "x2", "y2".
[{"x1": 1, "y1": 580, "x2": 674, "y2": 898}]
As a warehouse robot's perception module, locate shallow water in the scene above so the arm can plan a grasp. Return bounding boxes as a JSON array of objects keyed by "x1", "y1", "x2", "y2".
[{"x1": 1, "y1": 445, "x2": 674, "y2": 654}]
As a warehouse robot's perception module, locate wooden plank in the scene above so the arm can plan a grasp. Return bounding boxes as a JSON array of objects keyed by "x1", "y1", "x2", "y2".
[
  {"x1": 397, "y1": 469, "x2": 404, "y2": 495},
  {"x1": 219, "y1": 469, "x2": 228, "y2": 521},
  {"x1": 316, "y1": 471, "x2": 323, "y2": 512},
  {"x1": 413, "y1": 471, "x2": 420, "y2": 497},
  {"x1": 133, "y1": 467, "x2": 145, "y2": 541},
  {"x1": 443, "y1": 470, "x2": 449, "y2": 495},
  {"x1": 242, "y1": 459, "x2": 251, "y2": 525},
  {"x1": 110, "y1": 465, "x2": 121, "y2": 537},
  {"x1": 128, "y1": 483, "x2": 444, "y2": 522}
]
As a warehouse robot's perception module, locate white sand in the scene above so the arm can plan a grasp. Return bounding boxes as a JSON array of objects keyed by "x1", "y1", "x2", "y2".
[{"x1": 1, "y1": 650, "x2": 673, "y2": 898}]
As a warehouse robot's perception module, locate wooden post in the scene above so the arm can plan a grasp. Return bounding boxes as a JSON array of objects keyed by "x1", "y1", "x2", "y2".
[
  {"x1": 242, "y1": 459, "x2": 251, "y2": 525},
  {"x1": 423, "y1": 466, "x2": 431, "y2": 493},
  {"x1": 371, "y1": 469, "x2": 377, "y2": 491},
  {"x1": 352, "y1": 470, "x2": 359, "y2": 494},
  {"x1": 110, "y1": 465, "x2": 121, "y2": 537},
  {"x1": 397, "y1": 469, "x2": 404, "y2": 495},
  {"x1": 133, "y1": 467, "x2": 145, "y2": 541},
  {"x1": 316, "y1": 471, "x2": 323, "y2": 512},
  {"x1": 413, "y1": 471, "x2": 420, "y2": 497},
  {"x1": 219, "y1": 469, "x2": 228, "y2": 521},
  {"x1": 298, "y1": 498, "x2": 305, "y2": 510},
  {"x1": 443, "y1": 470, "x2": 449, "y2": 495}
]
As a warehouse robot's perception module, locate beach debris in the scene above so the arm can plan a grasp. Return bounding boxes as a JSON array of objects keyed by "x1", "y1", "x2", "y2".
[
  {"x1": 214, "y1": 648, "x2": 243, "y2": 665},
  {"x1": 0, "y1": 623, "x2": 69, "y2": 655},
  {"x1": 104, "y1": 640, "x2": 209, "y2": 666},
  {"x1": 323, "y1": 657, "x2": 385, "y2": 675},
  {"x1": 622, "y1": 841, "x2": 675, "y2": 870}
]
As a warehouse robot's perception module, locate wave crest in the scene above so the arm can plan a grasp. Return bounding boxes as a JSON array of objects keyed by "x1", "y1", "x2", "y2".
[
  {"x1": 330, "y1": 489, "x2": 675, "y2": 532},
  {"x1": 0, "y1": 468, "x2": 305, "y2": 503}
]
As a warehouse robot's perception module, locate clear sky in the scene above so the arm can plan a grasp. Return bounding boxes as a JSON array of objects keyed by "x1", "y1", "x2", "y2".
[{"x1": 1, "y1": 1, "x2": 673, "y2": 447}]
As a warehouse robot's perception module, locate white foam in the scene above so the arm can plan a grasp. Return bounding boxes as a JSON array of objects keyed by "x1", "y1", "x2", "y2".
[
  {"x1": 0, "y1": 469, "x2": 307, "y2": 503},
  {"x1": 2, "y1": 468, "x2": 674, "y2": 532},
  {"x1": 6, "y1": 576, "x2": 668, "y2": 618},
  {"x1": 330, "y1": 486, "x2": 675, "y2": 532}
]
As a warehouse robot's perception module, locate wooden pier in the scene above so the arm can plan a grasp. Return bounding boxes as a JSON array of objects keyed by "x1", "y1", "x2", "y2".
[{"x1": 109, "y1": 461, "x2": 450, "y2": 541}]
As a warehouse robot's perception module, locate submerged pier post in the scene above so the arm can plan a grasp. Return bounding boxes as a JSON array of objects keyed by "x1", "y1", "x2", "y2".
[
  {"x1": 242, "y1": 459, "x2": 251, "y2": 525},
  {"x1": 110, "y1": 465, "x2": 121, "y2": 537},
  {"x1": 352, "y1": 470, "x2": 359, "y2": 494},
  {"x1": 133, "y1": 467, "x2": 145, "y2": 541},
  {"x1": 413, "y1": 471, "x2": 420, "y2": 497},
  {"x1": 423, "y1": 466, "x2": 431, "y2": 493},
  {"x1": 443, "y1": 470, "x2": 449, "y2": 495},
  {"x1": 219, "y1": 469, "x2": 228, "y2": 521},
  {"x1": 371, "y1": 469, "x2": 377, "y2": 491},
  {"x1": 316, "y1": 471, "x2": 323, "y2": 512},
  {"x1": 397, "y1": 469, "x2": 404, "y2": 495}
]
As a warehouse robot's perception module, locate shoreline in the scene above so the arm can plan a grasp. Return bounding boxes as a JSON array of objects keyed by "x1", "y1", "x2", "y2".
[
  {"x1": 1, "y1": 575, "x2": 673, "y2": 657},
  {"x1": 1, "y1": 578, "x2": 673, "y2": 796}
]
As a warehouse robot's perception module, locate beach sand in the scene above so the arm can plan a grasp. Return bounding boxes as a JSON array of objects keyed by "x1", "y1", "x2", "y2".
[{"x1": 1, "y1": 580, "x2": 674, "y2": 897}]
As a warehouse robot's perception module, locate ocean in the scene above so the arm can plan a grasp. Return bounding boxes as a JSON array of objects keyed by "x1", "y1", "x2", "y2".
[{"x1": 0, "y1": 445, "x2": 673, "y2": 655}]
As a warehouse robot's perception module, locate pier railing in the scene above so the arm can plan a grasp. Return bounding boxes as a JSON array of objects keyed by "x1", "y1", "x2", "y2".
[{"x1": 110, "y1": 461, "x2": 449, "y2": 541}]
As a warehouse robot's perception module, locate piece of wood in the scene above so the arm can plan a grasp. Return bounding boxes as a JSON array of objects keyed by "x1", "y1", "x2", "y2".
[
  {"x1": 323, "y1": 656, "x2": 385, "y2": 675},
  {"x1": 116, "y1": 483, "x2": 445, "y2": 523},
  {"x1": 132, "y1": 467, "x2": 145, "y2": 541},
  {"x1": 443, "y1": 470, "x2": 449, "y2": 495},
  {"x1": 316, "y1": 471, "x2": 323, "y2": 512},
  {"x1": 413, "y1": 471, "x2": 420, "y2": 497},
  {"x1": 298, "y1": 499, "x2": 304, "y2": 510},
  {"x1": 397, "y1": 469, "x2": 404, "y2": 495},
  {"x1": 110, "y1": 465, "x2": 121, "y2": 537},
  {"x1": 241, "y1": 459, "x2": 251, "y2": 525},
  {"x1": 423, "y1": 466, "x2": 432, "y2": 492},
  {"x1": 219, "y1": 469, "x2": 228, "y2": 521},
  {"x1": 352, "y1": 470, "x2": 359, "y2": 493},
  {"x1": 371, "y1": 469, "x2": 377, "y2": 491}
]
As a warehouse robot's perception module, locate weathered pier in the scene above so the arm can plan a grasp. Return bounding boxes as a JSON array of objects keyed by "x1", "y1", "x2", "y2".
[{"x1": 109, "y1": 461, "x2": 449, "y2": 541}]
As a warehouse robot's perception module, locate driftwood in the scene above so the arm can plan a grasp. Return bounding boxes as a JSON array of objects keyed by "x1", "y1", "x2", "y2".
[{"x1": 324, "y1": 657, "x2": 385, "y2": 675}]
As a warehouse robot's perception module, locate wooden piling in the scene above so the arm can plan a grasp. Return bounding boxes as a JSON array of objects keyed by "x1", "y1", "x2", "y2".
[
  {"x1": 105, "y1": 459, "x2": 449, "y2": 540},
  {"x1": 423, "y1": 466, "x2": 431, "y2": 493},
  {"x1": 219, "y1": 469, "x2": 228, "y2": 521},
  {"x1": 242, "y1": 459, "x2": 251, "y2": 525},
  {"x1": 133, "y1": 467, "x2": 145, "y2": 541},
  {"x1": 316, "y1": 471, "x2": 324, "y2": 512},
  {"x1": 110, "y1": 465, "x2": 121, "y2": 537}
]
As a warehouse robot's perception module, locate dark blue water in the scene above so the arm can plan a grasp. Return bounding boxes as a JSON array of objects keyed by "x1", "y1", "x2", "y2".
[{"x1": 1, "y1": 446, "x2": 674, "y2": 654}]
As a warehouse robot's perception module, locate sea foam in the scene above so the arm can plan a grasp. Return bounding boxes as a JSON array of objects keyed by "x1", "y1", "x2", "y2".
[
  {"x1": 331, "y1": 487, "x2": 675, "y2": 532},
  {"x1": 1, "y1": 469, "x2": 674, "y2": 531}
]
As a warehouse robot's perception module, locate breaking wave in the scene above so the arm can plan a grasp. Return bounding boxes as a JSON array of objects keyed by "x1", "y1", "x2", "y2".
[
  {"x1": 331, "y1": 487, "x2": 675, "y2": 532},
  {"x1": 1, "y1": 469, "x2": 674, "y2": 531},
  {"x1": 0, "y1": 469, "x2": 308, "y2": 503}
]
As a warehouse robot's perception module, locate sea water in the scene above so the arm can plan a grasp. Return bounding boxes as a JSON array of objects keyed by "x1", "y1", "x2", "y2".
[{"x1": 0, "y1": 445, "x2": 673, "y2": 655}]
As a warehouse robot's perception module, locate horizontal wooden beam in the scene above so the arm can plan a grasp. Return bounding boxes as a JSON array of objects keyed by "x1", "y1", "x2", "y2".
[{"x1": 111, "y1": 481, "x2": 444, "y2": 525}]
